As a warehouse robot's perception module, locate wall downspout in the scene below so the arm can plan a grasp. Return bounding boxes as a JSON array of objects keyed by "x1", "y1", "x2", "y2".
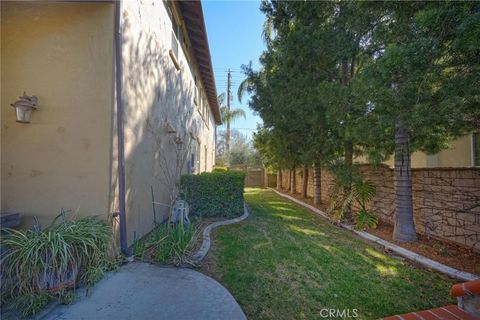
[{"x1": 114, "y1": 0, "x2": 129, "y2": 256}]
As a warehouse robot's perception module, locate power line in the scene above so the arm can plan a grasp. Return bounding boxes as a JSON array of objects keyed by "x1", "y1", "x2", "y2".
[{"x1": 231, "y1": 127, "x2": 257, "y2": 131}]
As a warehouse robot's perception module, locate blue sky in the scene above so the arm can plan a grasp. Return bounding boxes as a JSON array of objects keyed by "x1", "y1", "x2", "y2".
[{"x1": 203, "y1": 0, "x2": 265, "y2": 139}]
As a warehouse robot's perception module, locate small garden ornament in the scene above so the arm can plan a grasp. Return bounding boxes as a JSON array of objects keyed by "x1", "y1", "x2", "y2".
[{"x1": 171, "y1": 200, "x2": 190, "y2": 225}]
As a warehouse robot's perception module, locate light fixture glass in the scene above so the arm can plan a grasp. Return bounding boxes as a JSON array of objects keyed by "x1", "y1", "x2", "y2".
[{"x1": 15, "y1": 105, "x2": 34, "y2": 123}]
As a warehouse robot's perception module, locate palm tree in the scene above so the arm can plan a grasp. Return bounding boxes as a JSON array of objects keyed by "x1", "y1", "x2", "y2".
[
  {"x1": 237, "y1": 17, "x2": 272, "y2": 104},
  {"x1": 237, "y1": 78, "x2": 252, "y2": 104},
  {"x1": 218, "y1": 93, "x2": 246, "y2": 152}
]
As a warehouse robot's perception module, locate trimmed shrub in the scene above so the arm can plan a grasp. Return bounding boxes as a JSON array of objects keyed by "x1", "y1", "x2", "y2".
[
  {"x1": 180, "y1": 171, "x2": 246, "y2": 218},
  {"x1": 212, "y1": 166, "x2": 229, "y2": 172}
]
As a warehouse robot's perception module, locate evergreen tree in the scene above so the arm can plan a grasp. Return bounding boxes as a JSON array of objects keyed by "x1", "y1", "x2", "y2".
[{"x1": 358, "y1": 1, "x2": 480, "y2": 241}]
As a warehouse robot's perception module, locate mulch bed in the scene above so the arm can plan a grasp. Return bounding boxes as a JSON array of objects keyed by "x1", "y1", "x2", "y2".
[
  {"x1": 368, "y1": 223, "x2": 479, "y2": 275},
  {"x1": 276, "y1": 188, "x2": 480, "y2": 275}
]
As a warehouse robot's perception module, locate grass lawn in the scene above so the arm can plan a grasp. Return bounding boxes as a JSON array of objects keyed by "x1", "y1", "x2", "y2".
[{"x1": 202, "y1": 188, "x2": 456, "y2": 320}]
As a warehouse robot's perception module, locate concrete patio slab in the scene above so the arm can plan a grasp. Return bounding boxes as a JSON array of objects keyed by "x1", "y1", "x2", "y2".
[{"x1": 44, "y1": 262, "x2": 246, "y2": 320}]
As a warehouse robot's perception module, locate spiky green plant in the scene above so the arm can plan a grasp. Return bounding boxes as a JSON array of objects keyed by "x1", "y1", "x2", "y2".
[
  {"x1": 154, "y1": 222, "x2": 196, "y2": 266},
  {"x1": 8, "y1": 291, "x2": 52, "y2": 317},
  {"x1": 355, "y1": 210, "x2": 379, "y2": 230},
  {"x1": 133, "y1": 222, "x2": 197, "y2": 266},
  {"x1": 0, "y1": 215, "x2": 115, "y2": 316},
  {"x1": 329, "y1": 176, "x2": 378, "y2": 230}
]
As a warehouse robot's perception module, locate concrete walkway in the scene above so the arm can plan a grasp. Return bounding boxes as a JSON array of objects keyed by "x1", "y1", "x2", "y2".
[{"x1": 44, "y1": 262, "x2": 246, "y2": 320}]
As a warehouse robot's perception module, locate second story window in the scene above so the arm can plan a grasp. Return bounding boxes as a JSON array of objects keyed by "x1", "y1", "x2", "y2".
[
  {"x1": 202, "y1": 97, "x2": 206, "y2": 120},
  {"x1": 171, "y1": 30, "x2": 179, "y2": 59},
  {"x1": 171, "y1": 13, "x2": 179, "y2": 55},
  {"x1": 193, "y1": 76, "x2": 199, "y2": 106},
  {"x1": 205, "y1": 106, "x2": 210, "y2": 129},
  {"x1": 168, "y1": 6, "x2": 181, "y2": 70},
  {"x1": 203, "y1": 100, "x2": 209, "y2": 129},
  {"x1": 199, "y1": 93, "x2": 204, "y2": 115}
]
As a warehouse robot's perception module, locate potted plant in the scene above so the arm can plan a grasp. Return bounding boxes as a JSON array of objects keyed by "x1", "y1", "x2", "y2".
[{"x1": 0, "y1": 213, "x2": 114, "y2": 316}]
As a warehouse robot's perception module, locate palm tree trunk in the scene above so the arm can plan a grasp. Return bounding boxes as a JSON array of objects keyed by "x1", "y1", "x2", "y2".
[
  {"x1": 393, "y1": 119, "x2": 418, "y2": 242},
  {"x1": 343, "y1": 140, "x2": 353, "y2": 221},
  {"x1": 290, "y1": 165, "x2": 296, "y2": 193},
  {"x1": 277, "y1": 169, "x2": 281, "y2": 189},
  {"x1": 302, "y1": 165, "x2": 308, "y2": 198},
  {"x1": 313, "y1": 163, "x2": 321, "y2": 205}
]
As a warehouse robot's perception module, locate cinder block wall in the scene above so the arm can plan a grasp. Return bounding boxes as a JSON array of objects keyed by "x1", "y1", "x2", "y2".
[{"x1": 278, "y1": 165, "x2": 480, "y2": 252}]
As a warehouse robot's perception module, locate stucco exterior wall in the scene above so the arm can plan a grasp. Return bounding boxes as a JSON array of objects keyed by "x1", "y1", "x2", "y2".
[
  {"x1": 1, "y1": 2, "x2": 115, "y2": 227},
  {"x1": 437, "y1": 135, "x2": 473, "y2": 167},
  {"x1": 119, "y1": 0, "x2": 216, "y2": 245},
  {"x1": 382, "y1": 151, "x2": 428, "y2": 168},
  {"x1": 357, "y1": 135, "x2": 475, "y2": 168}
]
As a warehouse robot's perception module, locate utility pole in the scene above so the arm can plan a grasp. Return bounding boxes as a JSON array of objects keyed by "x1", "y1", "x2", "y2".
[{"x1": 226, "y1": 69, "x2": 232, "y2": 152}]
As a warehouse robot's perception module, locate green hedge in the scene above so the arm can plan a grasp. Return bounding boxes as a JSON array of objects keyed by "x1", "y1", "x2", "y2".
[
  {"x1": 180, "y1": 171, "x2": 246, "y2": 218},
  {"x1": 212, "y1": 166, "x2": 229, "y2": 172}
]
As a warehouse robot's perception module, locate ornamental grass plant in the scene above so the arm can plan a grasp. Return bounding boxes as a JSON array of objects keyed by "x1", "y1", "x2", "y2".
[{"x1": 0, "y1": 214, "x2": 116, "y2": 316}]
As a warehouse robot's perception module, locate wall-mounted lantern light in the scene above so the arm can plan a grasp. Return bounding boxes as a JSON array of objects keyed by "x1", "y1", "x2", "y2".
[{"x1": 11, "y1": 92, "x2": 38, "y2": 123}]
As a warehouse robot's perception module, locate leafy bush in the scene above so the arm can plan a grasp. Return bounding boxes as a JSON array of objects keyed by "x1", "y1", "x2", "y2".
[
  {"x1": 0, "y1": 215, "x2": 116, "y2": 316},
  {"x1": 181, "y1": 171, "x2": 246, "y2": 218},
  {"x1": 212, "y1": 166, "x2": 229, "y2": 172}
]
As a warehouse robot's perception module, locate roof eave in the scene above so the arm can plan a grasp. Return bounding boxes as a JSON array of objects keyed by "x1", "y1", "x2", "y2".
[{"x1": 178, "y1": 0, "x2": 222, "y2": 125}]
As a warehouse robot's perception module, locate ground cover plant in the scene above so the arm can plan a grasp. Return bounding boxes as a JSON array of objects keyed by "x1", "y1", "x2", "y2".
[{"x1": 203, "y1": 188, "x2": 456, "y2": 320}]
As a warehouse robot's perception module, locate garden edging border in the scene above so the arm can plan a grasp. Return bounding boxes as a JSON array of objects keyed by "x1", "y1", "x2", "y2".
[
  {"x1": 191, "y1": 203, "x2": 250, "y2": 264},
  {"x1": 270, "y1": 188, "x2": 478, "y2": 282}
]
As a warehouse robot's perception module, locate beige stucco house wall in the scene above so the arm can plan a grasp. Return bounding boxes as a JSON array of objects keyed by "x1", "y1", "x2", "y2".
[
  {"x1": 381, "y1": 134, "x2": 476, "y2": 168},
  {"x1": 1, "y1": 0, "x2": 219, "y2": 248},
  {"x1": 119, "y1": 0, "x2": 217, "y2": 244},
  {"x1": 355, "y1": 134, "x2": 477, "y2": 168},
  {"x1": 1, "y1": 2, "x2": 115, "y2": 228},
  {"x1": 428, "y1": 134, "x2": 474, "y2": 167}
]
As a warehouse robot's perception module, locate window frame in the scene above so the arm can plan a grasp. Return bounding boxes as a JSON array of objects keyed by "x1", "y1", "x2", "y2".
[
  {"x1": 204, "y1": 145, "x2": 208, "y2": 172},
  {"x1": 190, "y1": 138, "x2": 199, "y2": 174},
  {"x1": 167, "y1": 5, "x2": 182, "y2": 70}
]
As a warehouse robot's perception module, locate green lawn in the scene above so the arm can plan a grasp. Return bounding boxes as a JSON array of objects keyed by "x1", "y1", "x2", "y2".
[{"x1": 203, "y1": 188, "x2": 456, "y2": 320}]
